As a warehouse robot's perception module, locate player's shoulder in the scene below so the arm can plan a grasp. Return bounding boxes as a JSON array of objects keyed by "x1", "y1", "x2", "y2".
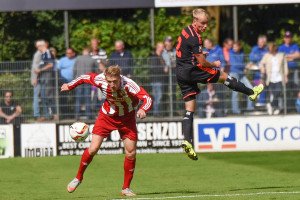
[
  {"x1": 181, "y1": 25, "x2": 196, "y2": 39},
  {"x1": 93, "y1": 73, "x2": 107, "y2": 85},
  {"x1": 122, "y1": 76, "x2": 140, "y2": 93}
]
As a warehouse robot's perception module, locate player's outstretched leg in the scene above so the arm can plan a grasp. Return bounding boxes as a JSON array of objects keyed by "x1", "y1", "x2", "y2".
[
  {"x1": 67, "y1": 148, "x2": 94, "y2": 193},
  {"x1": 67, "y1": 134, "x2": 103, "y2": 193},
  {"x1": 222, "y1": 74, "x2": 264, "y2": 101},
  {"x1": 181, "y1": 103, "x2": 198, "y2": 161},
  {"x1": 122, "y1": 138, "x2": 137, "y2": 196}
]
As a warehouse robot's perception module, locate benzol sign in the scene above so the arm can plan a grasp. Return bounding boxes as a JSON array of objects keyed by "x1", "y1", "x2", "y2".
[{"x1": 194, "y1": 116, "x2": 300, "y2": 152}]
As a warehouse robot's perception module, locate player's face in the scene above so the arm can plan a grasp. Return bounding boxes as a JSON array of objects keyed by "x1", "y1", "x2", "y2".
[
  {"x1": 106, "y1": 75, "x2": 121, "y2": 92},
  {"x1": 194, "y1": 15, "x2": 208, "y2": 33}
]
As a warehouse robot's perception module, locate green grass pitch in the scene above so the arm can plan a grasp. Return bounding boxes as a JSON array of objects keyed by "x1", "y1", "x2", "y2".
[{"x1": 1, "y1": 151, "x2": 300, "y2": 200}]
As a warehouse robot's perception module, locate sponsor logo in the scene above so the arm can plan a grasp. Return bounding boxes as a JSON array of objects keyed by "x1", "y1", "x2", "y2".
[{"x1": 198, "y1": 123, "x2": 236, "y2": 150}]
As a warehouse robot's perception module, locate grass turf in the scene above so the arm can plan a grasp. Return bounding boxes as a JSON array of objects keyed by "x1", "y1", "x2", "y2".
[{"x1": 0, "y1": 151, "x2": 300, "y2": 200}]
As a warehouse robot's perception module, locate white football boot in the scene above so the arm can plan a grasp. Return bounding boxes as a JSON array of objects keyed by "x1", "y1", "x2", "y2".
[
  {"x1": 121, "y1": 188, "x2": 136, "y2": 196},
  {"x1": 67, "y1": 178, "x2": 81, "y2": 193}
]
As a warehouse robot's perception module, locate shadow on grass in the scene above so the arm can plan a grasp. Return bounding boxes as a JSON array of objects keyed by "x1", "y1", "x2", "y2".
[{"x1": 229, "y1": 185, "x2": 300, "y2": 191}]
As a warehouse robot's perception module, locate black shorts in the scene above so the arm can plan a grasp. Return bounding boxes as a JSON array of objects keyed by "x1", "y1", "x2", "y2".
[{"x1": 176, "y1": 66, "x2": 220, "y2": 99}]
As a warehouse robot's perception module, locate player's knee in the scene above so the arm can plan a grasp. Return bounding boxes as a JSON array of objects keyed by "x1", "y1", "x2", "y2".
[
  {"x1": 184, "y1": 95, "x2": 196, "y2": 102},
  {"x1": 125, "y1": 149, "x2": 136, "y2": 159},
  {"x1": 224, "y1": 75, "x2": 238, "y2": 90}
]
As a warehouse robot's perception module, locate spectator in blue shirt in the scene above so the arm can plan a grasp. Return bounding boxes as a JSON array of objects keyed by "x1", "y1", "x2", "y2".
[
  {"x1": 278, "y1": 31, "x2": 300, "y2": 112},
  {"x1": 278, "y1": 31, "x2": 300, "y2": 84},
  {"x1": 249, "y1": 35, "x2": 268, "y2": 65},
  {"x1": 249, "y1": 35, "x2": 268, "y2": 104},
  {"x1": 204, "y1": 38, "x2": 226, "y2": 69},
  {"x1": 58, "y1": 48, "x2": 76, "y2": 119},
  {"x1": 229, "y1": 41, "x2": 254, "y2": 114},
  {"x1": 58, "y1": 48, "x2": 76, "y2": 83},
  {"x1": 110, "y1": 40, "x2": 133, "y2": 77},
  {"x1": 203, "y1": 38, "x2": 226, "y2": 116}
]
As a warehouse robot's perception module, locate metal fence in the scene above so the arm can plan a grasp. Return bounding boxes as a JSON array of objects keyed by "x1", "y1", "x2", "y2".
[{"x1": 0, "y1": 57, "x2": 299, "y2": 124}]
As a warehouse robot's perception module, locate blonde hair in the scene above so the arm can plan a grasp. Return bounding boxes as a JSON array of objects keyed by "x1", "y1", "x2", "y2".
[
  {"x1": 192, "y1": 8, "x2": 209, "y2": 20},
  {"x1": 105, "y1": 65, "x2": 121, "y2": 77}
]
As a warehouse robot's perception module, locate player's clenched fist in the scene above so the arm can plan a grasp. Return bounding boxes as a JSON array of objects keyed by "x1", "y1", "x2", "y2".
[
  {"x1": 136, "y1": 109, "x2": 146, "y2": 119},
  {"x1": 61, "y1": 83, "x2": 70, "y2": 92}
]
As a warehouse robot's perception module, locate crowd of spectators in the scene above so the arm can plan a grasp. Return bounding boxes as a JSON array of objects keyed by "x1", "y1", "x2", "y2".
[{"x1": 1, "y1": 30, "x2": 299, "y2": 123}]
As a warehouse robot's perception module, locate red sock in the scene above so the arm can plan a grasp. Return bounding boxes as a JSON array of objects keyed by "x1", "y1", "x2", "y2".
[
  {"x1": 122, "y1": 157, "x2": 136, "y2": 189},
  {"x1": 76, "y1": 148, "x2": 94, "y2": 181}
]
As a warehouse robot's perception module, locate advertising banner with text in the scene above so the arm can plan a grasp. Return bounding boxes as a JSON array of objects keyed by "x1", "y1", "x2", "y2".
[
  {"x1": 57, "y1": 121, "x2": 184, "y2": 155},
  {"x1": 194, "y1": 115, "x2": 300, "y2": 152},
  {"x1": 0, "y1": 125, "x2": 14, "y2": 158},
  {"x1": 21, "y1": 124, "x2": 57, "y2": 157}
]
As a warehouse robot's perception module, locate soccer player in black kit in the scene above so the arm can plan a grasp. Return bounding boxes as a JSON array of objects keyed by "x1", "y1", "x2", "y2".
[{"x1": 176, "y1": 8, "x2": 264, "y2": 160}]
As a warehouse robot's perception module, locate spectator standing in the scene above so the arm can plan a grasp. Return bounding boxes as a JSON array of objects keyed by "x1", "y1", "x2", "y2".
[
  {"x1": 249, "y1": 35, "x2": 268, "y2": 66},
  {"x1": 0, "y1": 91, "x2": 22, "y2": 124},
  {"x1": 34, "y1": 40, "x2": 56, "y2": 120},
  {"x1": 74, "y1": 48, "x2": 98, "y2": 120},
  {"x1": 58, "y1": 48, "x2": 76, "y2": 83},
  {"x1": 31, "y1": 40, "x2": 42, "y2": 121},
  {"x1": 222, "y1": 38, "x2": 233, "y2": 73},
  {"x1": 149, "y1": 42, "x2": 168, "y2": 116},
  {"x1": 278, "y1": 31, "x2": 300, "y2": 111},
  {"x1": 110, "y1": 40, "x2": 133, "y2": 77},
  {"x1": 260, "y1": 42, "x2": 288, "y2": 115},
  {"x1": 90, "y1": 38, "x2": 107, "y2": 65},
  {"x1": 204, "y1": 38, "x2": 227, "y2": 115},
  {"x1": 229, "y1": 41, "x2": 254, "y2": 114},
  {"x1": 204, "y1": 38, "x2": 226, "y2": 69},
  {"x1": 249, "y1": 35, "x2": 268, "y2": 104},
  {"x1": 162, "y1": 36, "x2": 177, "y2": 115},
  {"x1": 57, "y1": 48, "x2": 76, "y2": 118}
]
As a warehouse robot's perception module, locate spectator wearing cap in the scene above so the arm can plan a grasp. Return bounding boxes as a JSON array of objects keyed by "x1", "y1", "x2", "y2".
[
  {"x1": 278, "y1": 31, "x2": 300, "y2": 112},
  {"x1": 110, "y1": 40, "x2": 133, "y2": 77},
  {"x1": 278, "y1": 31, "x2": 300, "y2": 85},
  {"x1": 90, "y1": 38, "x2": 107, "y2": 65}
]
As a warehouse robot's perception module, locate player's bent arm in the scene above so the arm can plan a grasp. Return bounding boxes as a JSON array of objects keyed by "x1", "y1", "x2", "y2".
[
  {"x1": 66, "y1": 73, "x2": 99, "y2": 90},
  {"x1": 195, "y1": 54, "x2": 221, "y2": 68},
  {"x1": 136, "y1": 87, "x2": 153, "y2": 113}
]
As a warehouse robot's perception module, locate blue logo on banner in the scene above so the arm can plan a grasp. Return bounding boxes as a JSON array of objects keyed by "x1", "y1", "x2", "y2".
[{"x1": 198, "y1": 123, "x2": 236, "y2": 149}]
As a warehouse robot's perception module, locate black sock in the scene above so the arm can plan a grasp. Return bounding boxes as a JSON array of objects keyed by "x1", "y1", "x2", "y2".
[
  {"x1": 223, "y1": 75, "x2": 254, "y2": 95},
  {"x1": 182, "y1": 111, "x2": 194, "y2": 144}
]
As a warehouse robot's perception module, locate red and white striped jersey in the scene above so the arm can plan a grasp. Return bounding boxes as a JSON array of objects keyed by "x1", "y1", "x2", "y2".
[{"x1": 67, "y1": 73, "x2": 152, "y2": 117}]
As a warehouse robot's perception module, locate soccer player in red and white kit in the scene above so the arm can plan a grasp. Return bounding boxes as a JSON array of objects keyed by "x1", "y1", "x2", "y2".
[{"x1": 61, "y1": 65, "x2": 152, "y2": 196}]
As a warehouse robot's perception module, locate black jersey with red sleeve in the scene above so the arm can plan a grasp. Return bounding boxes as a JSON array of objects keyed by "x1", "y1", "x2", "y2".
[{"x1": 176, "y1": 25, "x2": 203, "y2": 69}]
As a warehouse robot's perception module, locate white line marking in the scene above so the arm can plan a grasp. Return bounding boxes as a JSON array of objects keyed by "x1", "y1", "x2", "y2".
[{"x1": 113, "y1": 191, "x2": 300, "y2": 200}]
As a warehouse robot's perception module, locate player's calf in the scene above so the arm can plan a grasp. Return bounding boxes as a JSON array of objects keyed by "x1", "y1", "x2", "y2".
[{"x1": 223, "y1": 75, "x2": 253, "y2": 96}]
